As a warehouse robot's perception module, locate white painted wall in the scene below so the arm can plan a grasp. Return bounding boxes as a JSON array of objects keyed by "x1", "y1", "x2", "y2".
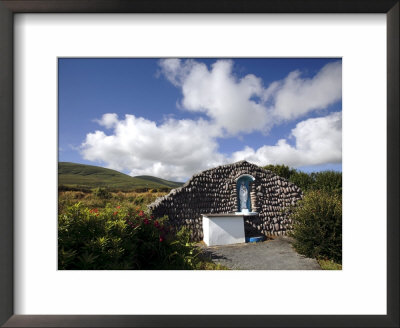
[{"x1": 202, "y1": 215, "x2": 245, "y2": 246}]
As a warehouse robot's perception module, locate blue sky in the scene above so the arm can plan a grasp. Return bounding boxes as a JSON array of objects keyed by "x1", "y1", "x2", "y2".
[{"x1": 59, "y1": 58, "x2": 342, "y2": 181}]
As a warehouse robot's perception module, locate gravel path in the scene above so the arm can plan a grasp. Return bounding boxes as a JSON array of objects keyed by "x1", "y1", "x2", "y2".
[{"x1": 200, "y1": 236, "x2": 321, "y2": 270}]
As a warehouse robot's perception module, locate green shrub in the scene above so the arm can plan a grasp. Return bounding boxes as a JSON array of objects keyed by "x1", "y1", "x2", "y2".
[
  {"x1": 263, "y1": 164, "x2": 296, "y2": 180},
  {"x1": 133, "y1": 195, "x2": 144, "y2": 205},
  {"x1": 311, "y1": 171, "x2": 342, "y2": 195},
  {"x1": 58, "y1": 203, "x2": 204, "y2": 270},
  {"x1": 318, "y1": 259, "x2": 342, "y2": 270},
  {"x1": 262, "y1": 165, "x2": 342, "y2": 196},
  {"x1": 93, "y1": 187, "x2": 112, "y2": 199},
  {"x1": 58, "y1": 185, "x2": 92, "y2": 193},
  {"x1": 113, "y1": 191, "x2": 125, "y2": 201},
  {"x1": 289, "y1": 171, "x2": 315, "y2": 191},
  {"x1": 288, "y1": 190, "x2": 342, "y2": 263}
]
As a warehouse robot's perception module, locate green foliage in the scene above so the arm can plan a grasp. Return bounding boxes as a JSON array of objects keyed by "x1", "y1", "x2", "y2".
[
  {"x1": 289, "y1": 171, "x2": 315, "y2": 191},
  {"x1": 132, "y1": 195, "x2": 144, "y2": 205},
  {"x1": 263, "y1": 164, "x2": 296, "y2": 180},
  {"x1": 58, "y1": 185, "x2": 92, "y2": 193},
  {"x1": 262, "y1": 164, "x2": 342, "y2": 196},
  {"x1": 58, "y1": 190, "x2": 165, "y2": 215},
  {"x1": 263, "y1": 164, "x2": 342, "y2": 264},
  {"x1": 93, "y1": 187, "x2": 112, "y2": 199},
  {"x1": 58, "y1": 203, "x2": 215, "y2": 270},
  {"x1": 318, "y1": 259, "x2": 342, "y2": 270},
  {"x1": 288, "y1": 190, "x2": 342, "y2": 264},
  {"x1": 311, "y1": 171, "x2": 342, "y2": 194}
]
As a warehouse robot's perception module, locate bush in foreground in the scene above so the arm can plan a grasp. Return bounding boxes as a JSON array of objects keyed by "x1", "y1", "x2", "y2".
[
  {"x1": 288, "y1": 190, "x2": 342, "y2": 264},
  {"x1": 58, "y1": 203, "x2": 210, "y2": 270}
]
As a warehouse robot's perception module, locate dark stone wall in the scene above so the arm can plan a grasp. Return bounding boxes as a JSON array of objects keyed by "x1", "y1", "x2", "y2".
[{"x1": 148, "y1": 161, "x2": 302, "y2": 241}]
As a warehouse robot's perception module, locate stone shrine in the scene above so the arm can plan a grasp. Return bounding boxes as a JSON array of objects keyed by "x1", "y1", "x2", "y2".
[{"x1": 148, "y1": 160, "x2": 303, "y2": 243}]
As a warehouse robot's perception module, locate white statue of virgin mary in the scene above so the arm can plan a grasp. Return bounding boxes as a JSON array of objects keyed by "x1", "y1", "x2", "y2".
[{"x1": 239, "y1": 182, "x2": 248, "y2": 210}]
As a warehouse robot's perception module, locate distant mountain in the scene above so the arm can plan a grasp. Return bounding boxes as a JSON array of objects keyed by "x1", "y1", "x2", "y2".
[{"x1": 58, "y1": 162, "x2": 183, "y2": 191}]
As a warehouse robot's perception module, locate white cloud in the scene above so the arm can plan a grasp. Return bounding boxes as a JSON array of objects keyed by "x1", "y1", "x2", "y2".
[
  {"x1": 159, "y1": 59, "x2": 342, "y2": 133},
  {"x1": 268, "y1": 61, "x2": 342, "y2": 121},
  {"x1": 81, "y1": 112, "x2": 341, "y2": 181},
  {"x1": 81, "y1": 114, "x2": 225, "y2": 181},
  {"x1": 230, "y1": 112, "x2": 342, "y2": 168},
  {"x1": 159, "y1": 59, "x2": 269, "y2": 135},
  {"x1": 94, "y1": 113, "x2": 119, "y2": 129},
  {"x1": 80, "y1": 60, "x2": 342, "y2": 181}
]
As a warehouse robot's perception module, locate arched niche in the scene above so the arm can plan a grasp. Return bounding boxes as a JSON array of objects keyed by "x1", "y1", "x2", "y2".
[{"x1": 235, "y1": 174, "x2": 255, "y2": 212}]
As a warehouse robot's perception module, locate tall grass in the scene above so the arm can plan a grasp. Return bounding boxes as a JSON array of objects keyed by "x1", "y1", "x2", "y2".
[{"x1": 58, "y1": 190, "x2": 167, "y2": 214}]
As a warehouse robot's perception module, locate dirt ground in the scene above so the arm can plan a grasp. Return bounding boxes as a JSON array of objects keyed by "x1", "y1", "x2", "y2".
[{"x1": 199, "y1": 236, "x2": 321, "y2": 270}]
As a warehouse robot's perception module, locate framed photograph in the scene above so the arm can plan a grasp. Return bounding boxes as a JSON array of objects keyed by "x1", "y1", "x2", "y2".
[{"x1": 1, "y1": 1, "x2": 398, "y2": 327}]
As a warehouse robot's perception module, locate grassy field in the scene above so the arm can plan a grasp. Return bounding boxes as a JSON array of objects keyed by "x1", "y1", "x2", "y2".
[
  {"x1": 59, "y1": 162, "x2": 184, "y2": 191},
  {"x1": 58, "y1": 189, "x2": 166, "y2": 213}
]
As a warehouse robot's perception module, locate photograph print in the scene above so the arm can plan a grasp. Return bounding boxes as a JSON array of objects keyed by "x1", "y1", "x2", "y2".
[{"x1": 58, "y1": 58, "x2": 342, "y2": 270}]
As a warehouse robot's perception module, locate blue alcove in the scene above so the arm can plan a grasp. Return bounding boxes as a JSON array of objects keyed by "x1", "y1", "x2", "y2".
[{"x1": 236, "y1": 175, "x2": 255, "y2": 212}]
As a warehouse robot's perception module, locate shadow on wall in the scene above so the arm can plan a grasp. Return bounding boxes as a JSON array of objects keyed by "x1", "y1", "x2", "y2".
[{"x1": 244, "y1": 219, "x2": 266, "y2": 239}]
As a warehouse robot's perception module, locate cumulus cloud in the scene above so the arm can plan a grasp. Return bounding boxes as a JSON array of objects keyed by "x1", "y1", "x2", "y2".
[
  {"x1": 159, "y1": 59, "x2": 269, "y2": 135},
  {"x1": 80, "y1": 59, "x2": 342, "y2": 181},
  {"x1": 81, "y1": 114, "x2": 225, "y2": 181},
  {"x1": 230, "y1": 112, "x2": 342, "y2": 167},
  {"x1": 81, "y1": 112, "x2": 341, "y2": 181},
  {"x1": 159, "y1": 59, "x2": 342, "y2": 132},
  {"x1": 267, "y1": 61, "x2": 342, "y2": 120},
  {"x1": 94, "y1": 113, "x2": 119, "y2": 129}
]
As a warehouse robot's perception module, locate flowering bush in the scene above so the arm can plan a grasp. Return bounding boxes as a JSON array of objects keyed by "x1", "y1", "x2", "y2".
[
  {"x1": 58, "y1": 203, "x2": 201, "y2": 270},
  {"x1": 288, "y1": 190, "x2": 342, "y2": 263}
]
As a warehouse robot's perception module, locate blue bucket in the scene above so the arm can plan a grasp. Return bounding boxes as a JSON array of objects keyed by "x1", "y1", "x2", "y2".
[{"x1": 245, "y1": 236, "x2": 265, "y2": 243}]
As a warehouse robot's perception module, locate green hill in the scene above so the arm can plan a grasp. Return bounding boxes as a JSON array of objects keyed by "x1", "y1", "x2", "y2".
[
  {"x1": 58, "y1": 162, "x2": 183, "y2": 191},
  {"x1": 134, "y1": 175, "x2": 184, "y2": 188}
]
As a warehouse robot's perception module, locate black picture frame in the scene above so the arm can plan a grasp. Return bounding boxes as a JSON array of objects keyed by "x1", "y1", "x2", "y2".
[{"x1": 0, "y1": 1, "x2": 398, "y2": 327}]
